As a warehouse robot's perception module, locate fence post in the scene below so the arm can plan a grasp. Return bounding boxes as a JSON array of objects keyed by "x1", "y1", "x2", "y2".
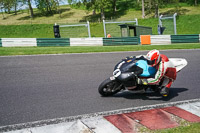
[
  {"x1": 87, "y1": 21, "x2": 91, "y2": 38},
  {"x1": 173, "y1": 13, "x2": 177, "y2": 35},
  {"x1": 159, "y1": 15, "x2": 163, "y2": 27},
  {"x1": 103, "y1": 19, "x2": 107, "y2": 38},
  {"x1": 135, "y1": 18, "x2": 138, "y2": 25}
]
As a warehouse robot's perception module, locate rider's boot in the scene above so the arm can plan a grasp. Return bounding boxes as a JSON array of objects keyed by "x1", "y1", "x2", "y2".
[{"x1": 160, "y1": 86, "x2": 169, "y2": 97}]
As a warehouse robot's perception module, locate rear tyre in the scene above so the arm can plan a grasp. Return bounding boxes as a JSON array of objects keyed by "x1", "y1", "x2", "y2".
[
  {"x1": 98, "y1": 78, "x2": 122, "y2": 97},
  {"x1": 151, "y1": 85, "x2": 160, "y2": 93}
]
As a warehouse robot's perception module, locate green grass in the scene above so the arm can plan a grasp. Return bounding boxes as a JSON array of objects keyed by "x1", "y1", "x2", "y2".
[
  {"x1": 177, "y1": 14, "x2": 200, "y2": 34},
  {"x1": 154, "y1": 123, "x2": 200, "y2": 133},
  {"x1": 0, "y1": 24, "x2": 54, "y2": 38},
  {"x1": 0, "y1": 43, "x2": 200, "y2": 56},
  {"x1": 0, "y1": 14, "x2": 199, "y2": 38}
]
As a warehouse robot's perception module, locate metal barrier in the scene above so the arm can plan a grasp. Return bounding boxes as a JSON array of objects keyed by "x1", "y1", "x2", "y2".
[
  {"x1": 2, "y1": 38, "x2": 37, "y2": 47},
  {"x1": 151, "y1": 35, "x2": 171, "y2": 45},
  {"x1": 0, "y1": 35, "x2": 199, "y2": 47},
  {"x1": 70, "y1": 38, "x2": 103, "y2": 46},
  {"x1": 37, "y1": 38, "x2": 70, "y2": 46},
  {"x1": 103, "y1": 37, "x2": 139, "y2": 46},
  {"x1": 171, "y1": 35, "x2": 199, "y2": 43}
]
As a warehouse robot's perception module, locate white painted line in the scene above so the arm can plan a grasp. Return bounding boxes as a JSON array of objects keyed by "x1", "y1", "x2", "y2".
[
  {"x1": 5, "y1": 120, "x2": 92, "y2": 133},
  {"x1": 66, "y1": 120, "x2": 93, "y2": 133},
  {"x1": 6, "y1": 122, "x2": 76, "y2": 133},
  {"x1": 82, "y1": 116, "x2": 121, "y2": 133},
  {"x1": 177, "y1": 102, "x2": 200, "y2": 117}
]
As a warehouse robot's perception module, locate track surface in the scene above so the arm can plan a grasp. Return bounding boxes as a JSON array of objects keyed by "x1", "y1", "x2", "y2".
[{"x1": 0, "y1": 49, "x2": 200, "y2": 126}]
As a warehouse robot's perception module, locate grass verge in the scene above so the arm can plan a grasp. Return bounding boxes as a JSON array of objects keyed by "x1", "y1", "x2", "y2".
[
  {"x1": 0, "y1": 43, "x2": 200, "y2": 56},
  {"x1": 154, "y1": 122, "x2": 200, "y2": 133}
]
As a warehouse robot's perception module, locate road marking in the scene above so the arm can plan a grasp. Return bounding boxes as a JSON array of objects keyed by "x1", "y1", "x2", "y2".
[{"x1": 178, "y1": 102, "x2": 200, "y2": 117}]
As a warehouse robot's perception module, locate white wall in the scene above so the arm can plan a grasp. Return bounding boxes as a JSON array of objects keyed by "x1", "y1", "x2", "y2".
[
  {"x1": 150, "y1": 35, "x2": 171, "y2": 45},
  {"x1": 70, "y1": 38, "x2": 103, "y2": 46},
  {"x1": 2, "y1": 38, "x2": 37, "y2": 47}
]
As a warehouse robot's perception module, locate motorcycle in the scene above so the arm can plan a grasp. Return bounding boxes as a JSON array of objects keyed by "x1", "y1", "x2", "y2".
[{"x1": 98, "y1": 55, "x2": 187, "y2": 97}]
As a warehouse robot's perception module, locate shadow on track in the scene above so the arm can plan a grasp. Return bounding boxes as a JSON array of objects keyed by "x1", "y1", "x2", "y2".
[{"x1": 111, "y1": 88, "x2": 189, "y2": 101}]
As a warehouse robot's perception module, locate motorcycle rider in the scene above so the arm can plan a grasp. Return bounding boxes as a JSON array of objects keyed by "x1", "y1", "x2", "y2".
[{"x1": 137, "y1": 49, "x2": 176, "y2": 96}]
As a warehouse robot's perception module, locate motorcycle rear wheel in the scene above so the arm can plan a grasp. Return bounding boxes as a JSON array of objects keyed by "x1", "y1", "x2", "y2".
[{"x1": 98, "y1": 78, "x2": 122, "y2": 97}]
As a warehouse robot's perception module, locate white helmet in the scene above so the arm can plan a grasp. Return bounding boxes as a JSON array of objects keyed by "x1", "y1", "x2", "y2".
[{"x1": 146, "y1": 49, "x2": 161, "y2": 67}]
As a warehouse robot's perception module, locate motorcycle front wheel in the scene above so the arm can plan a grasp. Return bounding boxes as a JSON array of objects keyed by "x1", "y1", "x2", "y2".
[{"x1": 98, "y1": 78, "x2": 122, "y2": 97}]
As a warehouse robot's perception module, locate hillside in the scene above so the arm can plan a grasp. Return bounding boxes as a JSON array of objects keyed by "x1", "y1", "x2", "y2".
[
  {"x1": 0, "y1": 4, "x2": 199, "y2": 38},
  {"x1": 1, "y1": 5, "x2": 200, "y2": 25}
]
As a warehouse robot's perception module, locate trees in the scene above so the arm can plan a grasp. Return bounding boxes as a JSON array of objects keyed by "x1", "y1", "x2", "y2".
[
  {"x1": 22, "y1": 0, "x2": 34, "y2": 18},
  {"x1": 0, "y1": 0, "x2": 198, "y2": 21},
  {"x1": 27, "y1": 0, "x2": 34, "y2": 18},
  {"x1": 1, "y1": 0, "x2": 14, "y2": 13},
  {"x1": 97, "y1": 0, "x2": 112, "y2": 19},
  {"x1": 0, "y1": 0, "x2": 63, "y2": 18},
  {"x1": 142, "y1": 0, "x2": 145, "y2": 18},
  {"x1": 141, "y1": 0, "x2": 181, "y2": 18},
  {"x1": 35, "y1": 0, "x2": 63, "y2": 15},
  {"x1": 0, "y1": 0, "x2": 33, "y2": 17},
  {"x1": 0, "y1": 0, "x2": 5, "y2": 19},
  {"x1": 70, "y1": 0, "x2": 114, "y2": 20},
  {"x1": 139, "y1": 0, "x2": 159, "y2": 18},
  {"x1": 186, "y1": 0, "x2": 200, "y2": 6}
]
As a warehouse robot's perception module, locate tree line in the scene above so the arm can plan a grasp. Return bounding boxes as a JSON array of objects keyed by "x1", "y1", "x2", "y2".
[
  {"x1": 70, "y1": 0, "x2": 199, "y2": 19},
  {"x1": 0, "y1": 0, "x2": 63, "y2": 18},
  {"x1": 0, "y1": 0, "x2": 199, "y2": 19}
]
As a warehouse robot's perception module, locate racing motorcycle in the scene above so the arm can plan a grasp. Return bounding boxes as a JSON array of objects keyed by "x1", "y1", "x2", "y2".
[{"x1": 98, "y1": 55, "x2": 187, "y2": 97}]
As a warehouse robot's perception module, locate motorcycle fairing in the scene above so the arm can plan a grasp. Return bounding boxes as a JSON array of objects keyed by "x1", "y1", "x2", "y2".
[
  {"x1": 136, "y1": 60, "x2": 156, "y2": 78},
  {"x1": 114, "y1": 56, "x2": 156, "y2": 78},
  {"x1": 114, "y1": 57, "x2": 143, "y2": 76},
  {"x1": 169, "y1": 58, "x2": 188, "y2": 72}
]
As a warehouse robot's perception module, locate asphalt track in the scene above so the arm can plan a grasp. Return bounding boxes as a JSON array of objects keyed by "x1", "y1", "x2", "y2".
[{"x1": 0, "y1": 49, "x2": 200, "y2": 127}]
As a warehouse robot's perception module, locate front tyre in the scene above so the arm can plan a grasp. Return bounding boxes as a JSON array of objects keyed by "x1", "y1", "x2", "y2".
[{"x1": 98, "y1": 78, "x2": 122, "y2": 97}]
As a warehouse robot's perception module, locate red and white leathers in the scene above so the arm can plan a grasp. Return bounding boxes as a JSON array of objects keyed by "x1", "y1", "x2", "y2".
[{"x1": 147, "y1": 54, "x2": 177, "y2": 88}]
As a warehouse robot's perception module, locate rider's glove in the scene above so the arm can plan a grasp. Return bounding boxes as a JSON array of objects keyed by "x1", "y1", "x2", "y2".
[{"x1": 137, "y1": 78, "x2": 148, "y2": 85}]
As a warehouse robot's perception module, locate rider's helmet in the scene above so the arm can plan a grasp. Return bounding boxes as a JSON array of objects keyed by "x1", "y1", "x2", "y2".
[{"x1": 146, "y1": 49, "x2": 161, "y2": 67}]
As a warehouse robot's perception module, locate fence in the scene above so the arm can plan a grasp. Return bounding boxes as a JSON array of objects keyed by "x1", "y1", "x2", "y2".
[
  {"x1": 70, "y1": 38, "x2": 103, "y2": 46},
  {"x1": 199, "y1": 34, "x2": 200, "y2": 42},
  {"x1": 59, "y1": 21, "x2": 91, "y2": 38},
  {"x1": 159, "y1": 13, "x2": 177, "y2": 35},
  {"x1": 0, "y1": 34, "x2": 199, "y2": 47},
  {"x1": 141, "y1": 34, "x2": 200, "y2": 45},
  {"x1": 171, "y1": 35, "x2": 199, "y2": 43},
  {"x1": 150, "y1": 35, "x2": 171, "y2": 45},
  {"x1": 37, "y1": 38, "x2": 70, "y2": 46},
  {"x1": 1, "y1": 38, "x2": 37, "y2": 47},
  {"x1": 103, "y1": 37, "x2": 139, "y2": 46},
  {"x1": 103, "y1": 19, "x2": 138, "y2": 38}
]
